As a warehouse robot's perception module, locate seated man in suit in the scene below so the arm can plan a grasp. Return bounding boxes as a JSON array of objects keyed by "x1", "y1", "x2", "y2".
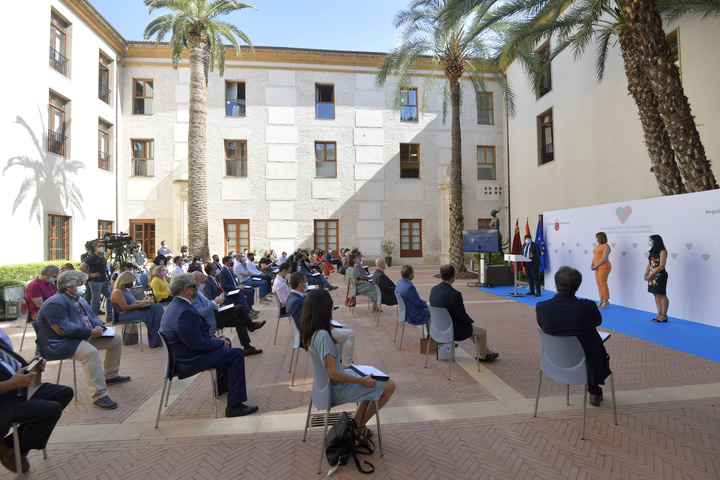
[
  {"x1": 297, "y1": 255, "x2": 336, "y2": 290},
  {"x1": 536, "y1": 266, "x2": 611, "y2": 407},
  {"x1": 36, "y1": 271, "x2": 130, "y2": 410},
  {"x1": 159, "y1": 273, "x2": 259, "y2": 418},
  {"x1": 218, "y1": 256, "x2": 258, "y2": 317},
  {"x1": 192, "y1": 271, "x2": 265, "y2": 356},
  {"x1": 429, "y1": 265, "x2": 499, "y2": 362},
  {"x1": 0, "y1": 327, "x2": 73, "y2": 474},
  {"x1": 234, "y1": 257, "x2": 271, "y2": 303},
  {"x1": 372, "y1": 258, "x2": 398, "y2": 307},
  {"x1": 286, "y1": 272, "x2": 355, "y2": 367},
  {"x1": 394, "y1": 265, "x2": 429, "y2": 328}
]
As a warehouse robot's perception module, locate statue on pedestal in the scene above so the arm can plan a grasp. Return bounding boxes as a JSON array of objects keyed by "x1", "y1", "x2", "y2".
[{"x1": 489, "y1": 208, "x2": 503, "y2": 253}]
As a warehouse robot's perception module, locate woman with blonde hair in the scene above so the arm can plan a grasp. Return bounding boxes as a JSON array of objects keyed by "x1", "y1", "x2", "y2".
[
  {"x1": 591, "y1": 232, "x2": 612, "y2": 308},
  {"x1": 110, "y1": 271, "x2": 163, "y2": 347},
  {"x1": 150, "y1": 265, "x2": 172, "y2": 303}
]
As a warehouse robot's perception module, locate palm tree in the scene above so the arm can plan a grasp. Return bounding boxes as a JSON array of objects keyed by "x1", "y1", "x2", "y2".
[
  {"x1": 444, "y1": 0, "x2": 718, "y2": 194},
  {"x1": 377, "y1": 0, "x2": 511, "y2": 272},
  {"x1": 143, "y1": 0, "x2": 255, "y2": 257}
]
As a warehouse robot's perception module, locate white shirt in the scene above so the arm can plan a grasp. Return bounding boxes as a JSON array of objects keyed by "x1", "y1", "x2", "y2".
[
  {"x1": 278, "y1": 255, "x2": 287, "y2": 265},
  {"x1": 246, "y1": 261, "x2": 264, "y2": 276},
  {"x1": 171, "y1": 265, "x2": 185, "y2": 277},
  {"x1": 233, "y1": 263, "x2": 250, "y2": 283},
  {"x1": 273, "y1": 275, "x2": 290, "y2": 306}
]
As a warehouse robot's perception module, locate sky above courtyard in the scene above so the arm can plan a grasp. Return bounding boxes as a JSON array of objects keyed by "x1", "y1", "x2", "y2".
[{"x1": 91, "y1": 0, "x2": 406, "y2": 53}]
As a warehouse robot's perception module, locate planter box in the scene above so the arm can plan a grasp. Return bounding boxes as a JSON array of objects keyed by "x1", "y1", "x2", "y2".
[{"x1": 486, "y1": 265, "x2": 514, "y2": 286}]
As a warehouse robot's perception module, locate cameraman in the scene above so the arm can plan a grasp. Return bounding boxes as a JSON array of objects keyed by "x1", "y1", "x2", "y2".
[
  {"x1": 80, "y1": 240, "x2": 112, "y2": 321},
  {"x1": 131, "y1": 242, "x2": 147, "y2": 274}
]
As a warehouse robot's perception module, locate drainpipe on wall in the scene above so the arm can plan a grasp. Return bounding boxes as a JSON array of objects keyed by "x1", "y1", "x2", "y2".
[
  {"x1": 115, "y1": 44, "x2": 128, "y2": 232},
  {"x1": 504, "y1": 75, "x2": 512, "y2": 246}
]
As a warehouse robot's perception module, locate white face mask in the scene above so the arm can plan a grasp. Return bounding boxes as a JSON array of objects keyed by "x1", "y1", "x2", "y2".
[
  {"x1": 97, "y1": 247, "x2": 105, "y2": 253},
  {"x1": 648, "y1": 241, "x2": 653, "y2": 248},
  {"x1": 525, "y1": 239, "x2": 531, "y2": 244},
  {"x1": 48, "y1": 277, "x2": 57, "y2": 283},
  {"x1": 75, "y1": 285, "x2": 86, "y2": 296}
]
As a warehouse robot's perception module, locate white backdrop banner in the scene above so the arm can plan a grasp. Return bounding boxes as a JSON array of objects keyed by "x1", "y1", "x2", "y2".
[{"x1": 543, "y1": 189, "x2": 720, "y2": 327}]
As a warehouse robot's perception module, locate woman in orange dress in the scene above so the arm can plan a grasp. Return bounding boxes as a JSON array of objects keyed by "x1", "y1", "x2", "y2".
[{"x1": 591, "y1": 232, "x2": 612, "y2": 308}]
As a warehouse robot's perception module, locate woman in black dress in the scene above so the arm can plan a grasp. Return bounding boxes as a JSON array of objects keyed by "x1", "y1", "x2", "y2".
[{"x1": 644, "y1": 234, "x2": 669, "y2": 322}]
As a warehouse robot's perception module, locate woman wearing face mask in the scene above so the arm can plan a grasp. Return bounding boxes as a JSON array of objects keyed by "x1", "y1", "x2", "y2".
[
  {"x1": 644, "y1": 235, "x2": 669, "y2": 322},
  {"x1": 110, "y1": 271, "x2": 162, "y2": 347},
  {"x1": 591, "y1": 232, "x2": 612, "y2": 308},
  {"x1": 79, "y1": 240, "x2": 112, "y2": 321},
  {"x1": 150, "y1": 266, "x2": 173, "y2": 303}
]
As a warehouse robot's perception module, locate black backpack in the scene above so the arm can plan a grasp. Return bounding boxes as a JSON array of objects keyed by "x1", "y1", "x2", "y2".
[{"x1": 324, "y1": 412, "x2": 375, "y2": 474}]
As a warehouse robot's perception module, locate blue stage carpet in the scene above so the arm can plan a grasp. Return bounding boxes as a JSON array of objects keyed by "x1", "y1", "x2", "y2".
[{"x1": 475, "y1": 285, "x2": 720, "y2": 364}]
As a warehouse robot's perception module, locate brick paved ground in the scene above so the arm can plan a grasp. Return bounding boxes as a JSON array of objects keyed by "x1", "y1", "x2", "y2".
[{"x1": 2, "y1": 265, "x2": 719, "y2": 479}]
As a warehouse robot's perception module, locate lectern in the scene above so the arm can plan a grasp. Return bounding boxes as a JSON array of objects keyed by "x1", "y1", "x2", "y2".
[{"x1": 504, "y1": 254, "x2": 531, "y2": 297}]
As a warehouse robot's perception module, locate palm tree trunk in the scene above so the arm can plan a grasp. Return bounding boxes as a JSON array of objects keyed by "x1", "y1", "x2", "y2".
[
  {"x1": 449, "y1": 78, "x2": 466, "y2": 272},
  {"x1": 621, "y1": 0, "x2": 718, "y2": 192},
  {"x1": 187, "y1": 33, "x2": 211, "y2": 258},
  {"x1": 617, "y1": 31, "x2": 685, "y2": 195}
]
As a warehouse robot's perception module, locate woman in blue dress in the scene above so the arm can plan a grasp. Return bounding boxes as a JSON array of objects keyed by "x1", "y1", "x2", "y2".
[
  {"x1": 301, "y1": 289, "x2": 395, "y2": 440},
  {"x1": 110, "y1": 271, "x2": 162, "y2": 347}
]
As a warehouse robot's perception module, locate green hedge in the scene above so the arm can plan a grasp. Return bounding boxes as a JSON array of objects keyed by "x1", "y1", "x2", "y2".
[{"x1": 0, "y1": 261, "x2": 81, "y2": 283}]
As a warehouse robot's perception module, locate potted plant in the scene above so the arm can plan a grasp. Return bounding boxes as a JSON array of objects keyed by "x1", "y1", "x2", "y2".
[{"x1": 380, "y1": 240, "x2": 396, "y2": 267}]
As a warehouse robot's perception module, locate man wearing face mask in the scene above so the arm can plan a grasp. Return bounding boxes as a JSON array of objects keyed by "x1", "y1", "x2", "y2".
[
  {"x1": 523, "y1": 234, "x2": 542, "y2": 297},
  {"x1": 80, "y1": 240, "x2": 112, "y2": 320},
  {"x1": 160, "y1": 273, "x2": 259, "y2": 417},
  {"x1": 36, "y1": 271, "x2": 128, "y2": 410},
  {"x1": 25, "y1": 265, "x2": 59, "y2": 320}
]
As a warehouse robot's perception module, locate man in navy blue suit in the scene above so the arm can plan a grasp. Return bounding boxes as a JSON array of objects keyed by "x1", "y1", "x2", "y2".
[
  {"x1": 218, "y1": 256, "x2": 258, "y2": 318},
  {"x1": 429, "y1": 265, "x2": 499, "y2": 361},
  {"x1": 523, "y1": 234, "x2": 542, "y2": 296},
  {"x1": 394, "y1": 265, "x2": 429, "y2": 327},
  {"x1": 536, "y1": 266, "x2": 611, "y2": 407},
  {"x1": 159, "y1": 273, "x2": 258, "y2": 417}
]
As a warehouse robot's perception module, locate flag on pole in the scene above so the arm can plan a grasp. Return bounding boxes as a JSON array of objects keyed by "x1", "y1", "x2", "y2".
[
  {"x1": 510, "y1": 220, "x2": 522, "y2": 272},
  {"x1": 535, "y1": 218, "x2": 547, "y2": 273},
  {"x1": 523, "y1": 219, "x2": 531, "y2": 275}
]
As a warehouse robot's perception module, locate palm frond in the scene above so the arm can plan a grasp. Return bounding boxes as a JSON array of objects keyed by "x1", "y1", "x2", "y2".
[{"x1": 659, "y1": 0, "x2": 720, "y2": 22}]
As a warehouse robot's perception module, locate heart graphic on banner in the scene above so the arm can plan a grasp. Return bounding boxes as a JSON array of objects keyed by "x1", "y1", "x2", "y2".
[
  {"x1": 686, "y1": 243, "x2": 693, "y2": 250},
  {"x1": 702, "y1": 254, "x2": 711, "y2": 261},
  {"x1": 584, "y1": 250, "x2": 588, "y2": 255},
  {"x1": 632, "y1": 243, "x2": 638, "y2": 248},
  {"x1": 548, "y1": 242, "x2": 552, "y2": 246},
  {"x1": 554, "y1": 249, "x2": 558, "y2": 253},
  {"x1": 569, "y1": 250, "x2": 573, "y2": 254},
  {"x1": 576, "y1": 242, "x2": 580, "y2": 247},
  {"x1": 644, "y1": 252, "x2": 649, "y2": 258},
  {"x1": 611, "y1": 243, "x2": 616, "y2": 248},
  {"x1": 621, "y1": 251, "x2": 627, "y2": 256},
  {"x1": 671, "y1": 253, "x2": 678, "y2": 260},
  {"x1": 592, "y1": 243, "x2": 597, "y2": 247},
  {"x1": 616, "y1": 206, "x2": 632, "y2": 223},
  {"x1": 561, "y1": 242, "x2": 565, "y2": 247}
]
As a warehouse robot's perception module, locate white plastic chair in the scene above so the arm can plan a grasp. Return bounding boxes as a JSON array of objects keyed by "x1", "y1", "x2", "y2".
[
  {"x1": 534, "y1": 328, "x2": 617, "y2": 439},
  {"x1": 273, "y1": 295, "x2": 292, "y2": 345},
  {"x1": 302, "y1": 351, "x2": 383, "y2": 474},
  {"x1": 155, "y1": 332, "x2": 218, "y2": 428},
  {"x1": 424, "y1": 306, "x2": 481, "y2": 379},
  {"x1": 288, "y1": 318, "x2": 303, "y2": 386},
  {"x1": 373, "y1": 284, "x2": 382, "y2": 325},
  {"x1": 347, "y1": 278, "x2": 357, "y2": 315},
  {"x1": 394, "y1": 293, "x2": 408, "y2": 350}
]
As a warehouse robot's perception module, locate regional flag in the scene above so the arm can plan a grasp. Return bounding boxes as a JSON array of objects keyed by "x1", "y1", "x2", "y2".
[
  {"x1": 535, "y1": 218, "x2": 547, "y2": 272},
  {"x1": 510, "y1": 220, "x2": 522, "y2": 272}
]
